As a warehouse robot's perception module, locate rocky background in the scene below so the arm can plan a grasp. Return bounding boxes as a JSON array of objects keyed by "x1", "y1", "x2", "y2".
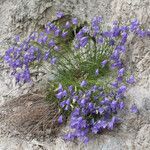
[{"x1": 0, "y1": 0, "x2": 149, "y2": 149}]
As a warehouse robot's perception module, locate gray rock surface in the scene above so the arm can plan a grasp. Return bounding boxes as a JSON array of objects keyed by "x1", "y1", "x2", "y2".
[{"x1": 0, "y1": 0, "x2": 149, "y2": 149}]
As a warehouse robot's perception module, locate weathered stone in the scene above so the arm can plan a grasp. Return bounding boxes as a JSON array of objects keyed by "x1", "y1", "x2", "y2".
[{"x1": 0, "y1": 0, "x2": 149, "y2": 149}]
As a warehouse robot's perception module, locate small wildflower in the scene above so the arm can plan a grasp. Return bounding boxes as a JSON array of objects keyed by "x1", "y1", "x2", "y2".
[
  {"x1": 62, "y1": 31, "x2": 68, "y2": 38},
  {"x1": 95, "y1": 69, "x2": 99, "y2": 76},
  {"x1": 118, "y1": 85, "x2": 127, "y2": 95},
  {"x1": 118, "y1": 68, "x2": 125, "y2": 76},
  {"x1": 58, "y1": 115, "x2": 63, "y2": 124},
  {"x1": 97, "y1": 37, "x2": 104, "y2": 44},
  {"x1": 72, "y1": 18, "x2": 78, "y2": 25},
  {"x1": 101, "y1": 60, "x2": 107, "y2": 68},
  {"x1": 50, "y1": 57, "x2": 57, "y2": 65},
  {"x1": 80, "y1": 80, "x2": 87, "y2": 87},
  {"x1": 130, "y1": 104, "x2": 138, "y2": 113},
  {"x1": 54, "y1": 29, "x2": 61, "y2": 36},
  {"x1": 127, "y1": 75, "x2": 136, "y2": 84},
  {"x1": 119, "y1": 101, "x2": 125, "y2": 110},
  {"x1": 56, "y1": 92, "x2": 63, "y2": 99},
  {"x1": 56, "y1": 12, "x2": 64, "y2": 18},
  {"x1": 14, "y1": 35, "x2": 20, "y2": 42},
  {"x1": 79, "y1": 36, "x2": 88, "y2": 47},
  {"x1": 49, "y1": 39, "x2": 55, "y2": 47}
]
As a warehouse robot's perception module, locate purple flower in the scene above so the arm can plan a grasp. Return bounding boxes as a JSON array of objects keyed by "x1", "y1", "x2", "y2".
[
  {"x1": 76, "y1": 30, "x2": 84, "y2": 39},
  {"x1": 80, "y1": 99, "x2": 86, "y2": 107},
  {"x1": 43, "y1": 36, "x2": 48, "y2": 44},
  {"x1": 68, "y1": 85, "x2": 73, "y2": 92},
  {"x1": 15, "y1": 73, "x2": 21, "y2": 83},
  {"x1": 66, "y1": 99, "x2": 70, "y2": 105},
  {"x1": 113, "y1": 20, "x2": 118, "y2": 25},
  {"x1": 111, "y1": 81, "x2": 118, "y2": 88},
  {"x1": 118, "y1": 85, "x2": 127, "y2": 95},
  {"x1": 64, "y1": 133, "x2": 75, "y2": 141},
  {"x1": 112, "y1": 26, "x2": 121, "y2": 37},
  {"x1": 146, "y1": 30, "x2": 150, "y2": 37},
  {"x1": 98, "y1": 107, "x2": 104, "y2": 114},
  {"x1": 56, "y1": 92, "x2": 63, "y2": 99},
  {"x1": 87, "y1": 90, "x2": 92, "y2": 96},
  {"x1": 108, "y1": 116, "x2": 119, "y2": 130},
  {"x1": 14, "y1": 35, "x2": 20, "y2": 42},
  {"x1": 56, "y1": 90, "x2": 67, "y2": 99},
  {"x1": 130, "y1": 18, "x2": 139, "y2": 32},
  {"x1": 121, "y1": 32, "x2": 128, "y2": 44},
  {"x1": 48, "y1": 23, "x2": 56, "y2": 31},
  {"x1": 56, "y1": 12, "x2": 64, "y2": 18},
  {"x1": 58, "y1": 115, "x2": 63, "y2": 124},
  {"x1": 82, "y1": 26, "x2": 89, "y2": 33},
  {"x1": 80, "y1": 36, "x2": 88, "y2": 47},
  {"x1": 44, "y1": 51, "x2": 50, "y2": 60},
  {"x1": 60, "y1": 100, "x2": 66, "y2": 108},
  {"x1": 72, "y1": 108, "x2": 80, "y2": 116},
  {"x1": 54, "y1": 29, "x2": 61, "y2": 36},
  {"x1": 49, "y1": 39, "x2": 55, "y2": 47},
  {"x1": 121, "y1": 26, "x2": 129, "y2": 32},
  {"x1": 62, "y1": 90, "x2": 67, "y2": 97},
  {"x1": 111, "y1": 100, "x2": 118, "y2": 110},
  {"x1": 45, "y1": 27, "x2": 51, "y2": 34},
  {"x1": 91, "y1": 126, "x2": 99, "y2": 134},
  {"x1": 118, "y1": 68, "x2": 125, "y2": 76},
  {"x1": 95, "y1": 69, "x2": 99, "y2": 76},
  {"x1": 99, "y1": 120, "x2": 107, "y2": 129},
  {"x1": 39, "y1": 32, "x2": 44, "y2": 37},
  {"x1": 102, "y1": 31, "x2": 112, "y2": 38},
  {"x1": 111, "y1": 50, "x2": 119, "y2": 60},
  {"x1": 72, "y1": 18, "x2": 78, "y2": 25},
  {"x1": 127, "y1": 75, "x2": 136, "y2": 84},
  {"x1": 130, "y1": 104, "x2": 138, "y2": 113},
  {"x1": 137, "y1": 30, "x2": 146, "y2": 37},
  {"x1": 37, "y1": 38, "x2": 43, "y2": 44},
  {"x1": 101, "y1": 97, "x2": 110, "y2": 105},
  {"x1": 58, "y1": 83, "x2": 63, "y2": 92},
  {"x1": 83, "y1": 137, "x2": 89, "y2": 144},
  {"x1": 120, "y1": 45, "x2": 126, "y2": 53},
  {"x1": 61, "y1": 31, "x2": 68, "y2": 38},
  {"x1": 22, "y1": 69, "x2": 31, "y2": 82},
  {"x1": 108, "y1": 121, "x2": 114, "y2": 130},
  {"x1": 88, "y1": 102, "x2": 94, "y2": 110},
  {"x1": 91, "y1": 85, "x2": 98, "y2": 92},
  {"x1": 65, "y1": 21, "x2": 70, "y2": 29},
  {"x1": 117, "y1": 76, "x2": 123, "y2": 83},
  {"x1": 80, "y1": 80, "x2": 87, "y2": 87},
  {"x1": 50, "y1": 57, "x2": 57, "y2": 65},
  {"x1": 119, "y1": 101, "x2": 125, "y2": 110},
  {"x1": 93, "y1": 26, "x2": 100, "y2": 34},
  {"x1": 101, "y1": 60, "x2": 107, "y2": 68},
  {"x1": 111, "y1": 63, "x2": 119, "y2": 69},
  {"x1": 81, "y1": 108, "x2": 88, "y2": 115},
  {"x1": 92, "y1": 16, "x2": 102, "y2": 27},
  {"x1": 97, "y1": 37, "x2": 104, "y2": 44}
]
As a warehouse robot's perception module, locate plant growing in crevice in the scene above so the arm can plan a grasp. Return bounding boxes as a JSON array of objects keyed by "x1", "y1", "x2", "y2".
[{"x1": 2, "y1": 12, "x2": 149, "y2": 143}]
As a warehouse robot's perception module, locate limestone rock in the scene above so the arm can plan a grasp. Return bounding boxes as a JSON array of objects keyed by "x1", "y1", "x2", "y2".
[{"x1": 0, "y1": 0, "x2": 149, "y2": 149}]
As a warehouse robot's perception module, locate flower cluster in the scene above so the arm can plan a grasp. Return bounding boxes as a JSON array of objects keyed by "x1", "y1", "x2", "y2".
[
  {"x1": 54, "y1": 16, "x2": 149, "y2": 143},
  {"x1": 56, "y1": 82, "x2": 126, "y2": 143},
  {"x1": 3, "y1": 12, "x2": 149, "y2": 143},
  {"x1": 3, "y1": 12, "x2": 78, "y2": 83}
]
